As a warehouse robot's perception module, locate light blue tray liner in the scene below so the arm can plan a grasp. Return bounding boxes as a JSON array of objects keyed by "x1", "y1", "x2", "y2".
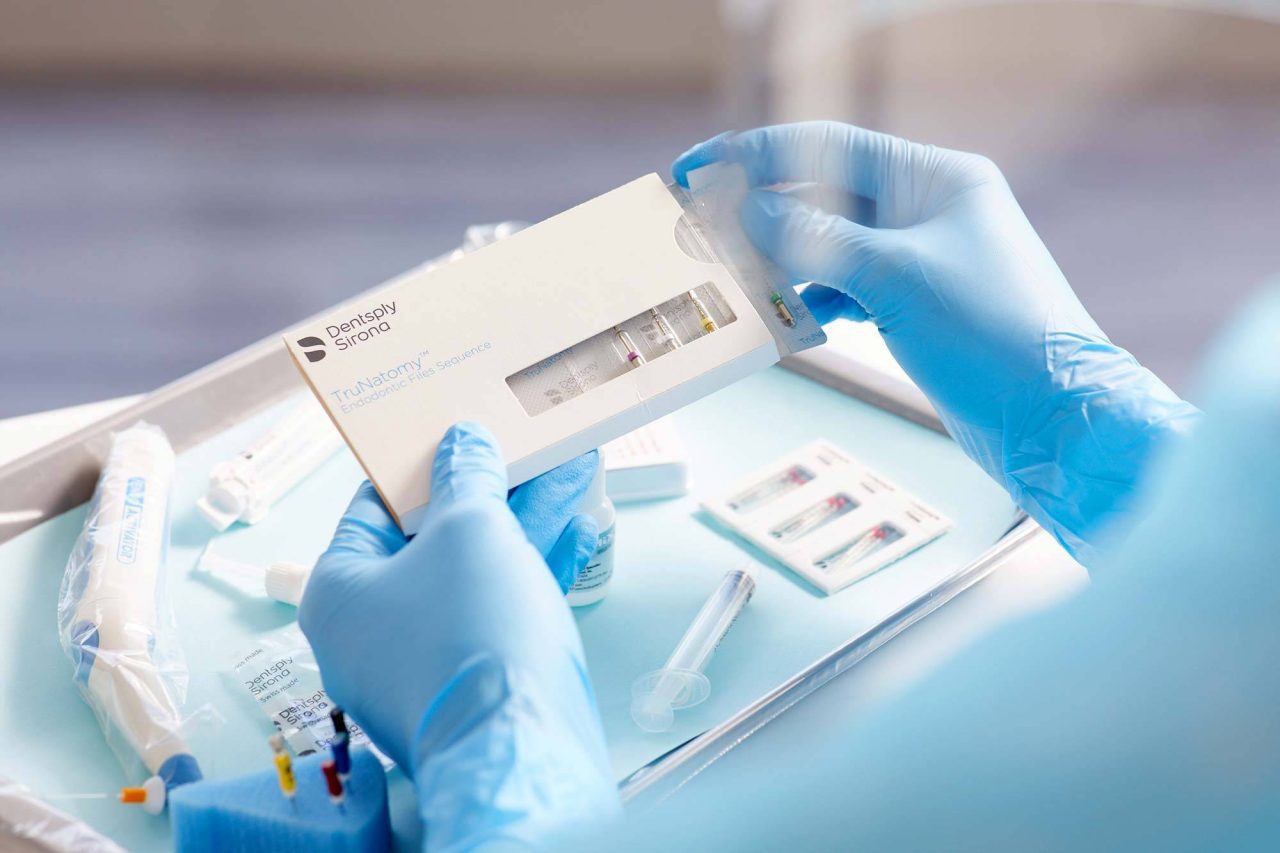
[{"x1": 0, "y1": 366, "x2": 1014, "y2": 850}]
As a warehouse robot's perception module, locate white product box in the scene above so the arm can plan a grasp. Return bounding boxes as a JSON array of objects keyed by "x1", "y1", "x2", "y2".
[
  {"x1": 601, "y1": 418, "x2": 690, "y2": 503},
  {"x1": 286, "y1": 172, "x2": 825, "y2": 532},
  {"x1": 702, "y1": 440, "x2": 952, "y2": 595}
]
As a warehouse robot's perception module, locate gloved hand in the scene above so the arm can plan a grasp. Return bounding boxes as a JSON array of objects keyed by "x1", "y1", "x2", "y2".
[
  {"x1": 300, "y1": 424, "x2": 618, "y2": 850},
  {"x1": 508, "y1": 449, "x2": 601, "y2": 593},
  {"x1": 612, "y1": 282, "x2": 1280, "y2": 853},
  {"x1": 675, "y1": 122, "x2": 1199, "y2": 562}
]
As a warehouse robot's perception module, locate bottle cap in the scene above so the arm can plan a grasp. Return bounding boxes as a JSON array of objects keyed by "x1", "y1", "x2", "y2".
[
  {"x1": 264, "y1": 561, "x2": 312, "y2": 606},
  {"x1": 584, "y1": 459, "x2": 607, "y2": 506}
]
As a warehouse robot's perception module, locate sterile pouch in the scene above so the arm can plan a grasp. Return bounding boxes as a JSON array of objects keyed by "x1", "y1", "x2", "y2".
[
  {"x1": 702, "y1": 440, "x2": 952, "y2": 594},
  {"x1": 231, "y1": 624, "x2": 390, "y2": 768},
  {"x1": 56, "y1": 422, "x2": 203, "y2": 788}
]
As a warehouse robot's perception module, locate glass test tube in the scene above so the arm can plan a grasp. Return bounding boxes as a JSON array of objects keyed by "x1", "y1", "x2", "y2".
[
  {"x1": 815, "y1": 524, "x2": 904, "y2": 572},
  {"x1": 769, "y1": 493, "x2": 858, "y2": 543},
  {"x1": 728, "y1": 465, "x2": 815, "y2": 513}
]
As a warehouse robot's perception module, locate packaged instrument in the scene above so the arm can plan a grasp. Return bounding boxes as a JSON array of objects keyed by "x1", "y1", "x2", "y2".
[{"x1": 286, "y1": 167, "x2": 825, "y2": 532}]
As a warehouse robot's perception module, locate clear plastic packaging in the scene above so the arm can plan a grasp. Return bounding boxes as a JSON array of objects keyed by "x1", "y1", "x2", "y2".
[
  {"x1": 498, "y1": 171, "x2": 824, "y2": 422},
  {"x1": 0, "y1": 776, "x2": 128, "y2": 853},
  {"x1": 703, "y1": 440, "x2": 952, "y2": 595},
  {"x1": 769, "y1": 493, "x2": 859, "y2": 543},
  {"x1": 727, "y1": 464, "x2": 815, "y2": 512},
  {"x1": 196, "y1": 397, "x2": 343, "y2": 531},
  {"x1": 505, "y1": 284, "x2": 739, "y2": 417},
  {"x1": 815, "y1": 523, "x2": 905, "y2": 572},
  {"x1": 677, "y1": 165, "x2": 820, "y2": 352},
  {"x1": 231, "y1": 625, "x2": 389, "y2": 767},
  {"x1": 56, "y1": 422, "x2": 202, "y2": 790}
]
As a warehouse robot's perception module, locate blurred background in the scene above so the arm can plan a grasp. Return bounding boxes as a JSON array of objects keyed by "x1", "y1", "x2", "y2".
[{"x1": 2, "y1": 0, "x2": 1278, "y2": 417}]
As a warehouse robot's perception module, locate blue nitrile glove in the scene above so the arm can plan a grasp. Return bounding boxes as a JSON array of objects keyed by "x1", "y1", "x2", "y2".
[
  {"x1": 613, "y1": 282, "x2": 1280, "y2": 852},
  {"x1": 674, "y1": 122, "x2": 1200, "y2": 563},
  {"x1": 508, "y1": 450, "x2": 601, "y2": 593},
  {"x1": 299, "y1": 424, "x2": 618, "y2": 850}
]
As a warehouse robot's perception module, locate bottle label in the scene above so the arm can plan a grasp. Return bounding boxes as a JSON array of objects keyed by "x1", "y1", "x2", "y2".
[{"x1": 570, "y1": 524, "x2": 615, "y2": 593}]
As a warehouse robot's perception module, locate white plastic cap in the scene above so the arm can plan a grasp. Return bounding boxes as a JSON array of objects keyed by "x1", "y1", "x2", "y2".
[
  {"x1": 264, "y1": 561, "x2": 312, "y2": 606},
  {"x1": 195, "y1": 481, "x2": 248, "y2": 531},
  {"x1": 141, "y1": 775, "x2": 166, "y2": 816},
  {"x1": 584, "y1": 460, "x2": 607, "y2": 507}
]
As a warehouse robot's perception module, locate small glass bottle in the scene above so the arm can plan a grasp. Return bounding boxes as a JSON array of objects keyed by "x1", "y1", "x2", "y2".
[{"x1": 567, "y1": 465, "x2": 617, "y2": 607}]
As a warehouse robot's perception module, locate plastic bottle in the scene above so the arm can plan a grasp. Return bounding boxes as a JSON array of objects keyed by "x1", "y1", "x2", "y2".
[{"x1": 566, "y1": 466, "x2": 616, "y2": 607}]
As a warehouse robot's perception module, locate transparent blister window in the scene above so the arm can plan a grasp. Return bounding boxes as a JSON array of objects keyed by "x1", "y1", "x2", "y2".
[
  {"x1": 506, "y1": 283, "x2": 737, "y2": 417},
  {"x1": 727, "y1": 464, "x2": 815, "y2": 513},
  {"x1": 769, "y1": 493, "x2": 859, "y2": 543},
  {"x1": 814, "y1": 523, "x2": 905, "y2": 573}
]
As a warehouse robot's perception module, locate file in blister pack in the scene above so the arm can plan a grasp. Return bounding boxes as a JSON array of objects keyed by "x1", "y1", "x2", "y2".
[
  {"x1": 703, "y1": 440, "x2": 952, "y2": 595},
  {"x1": 287, "y1": 169, "x2": 825, "y2": 533}
]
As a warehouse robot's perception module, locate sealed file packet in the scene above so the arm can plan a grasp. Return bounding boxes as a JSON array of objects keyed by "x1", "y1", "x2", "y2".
[{"x1": 703, "y1": 440, "x2": 952, "y2": 595}]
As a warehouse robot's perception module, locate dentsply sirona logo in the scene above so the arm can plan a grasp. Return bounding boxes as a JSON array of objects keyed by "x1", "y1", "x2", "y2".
[{"x1": 297, "y1": 336, "x2": 327, "y2": 363}]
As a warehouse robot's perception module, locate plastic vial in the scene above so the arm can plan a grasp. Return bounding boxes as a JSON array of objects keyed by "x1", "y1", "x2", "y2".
[{"x1": 567, "y1": 465, "x2": 616, "y2": 607}]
